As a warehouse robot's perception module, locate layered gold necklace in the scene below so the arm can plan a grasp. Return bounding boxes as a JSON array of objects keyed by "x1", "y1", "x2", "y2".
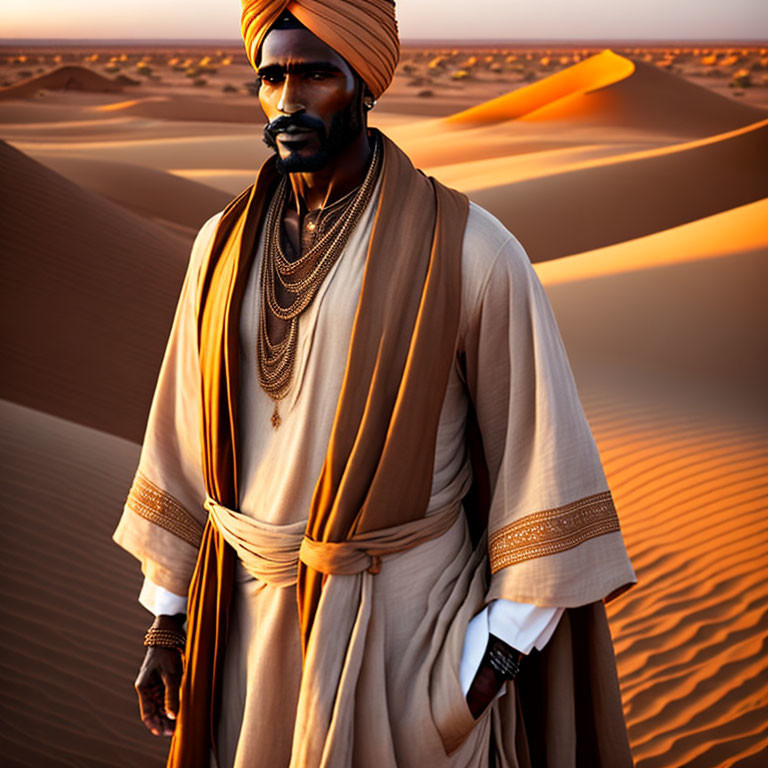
[{"x1": 256, "y1": 134, "x2": 382, "y2": 428}]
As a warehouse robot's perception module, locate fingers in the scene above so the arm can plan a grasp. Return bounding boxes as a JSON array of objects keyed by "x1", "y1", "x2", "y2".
[
  {"x1": 135, "y1": 648, "x2": 182, "y2": 736},
  {"x1": 465, "y1": 664, "x2": 504, "y2": 719},
  {"x1": 161, "y1": 668, "x2": 181, "y2": 722},
  {"x1": 136, "y1": 673, "x2": 170, "y2": 735}
]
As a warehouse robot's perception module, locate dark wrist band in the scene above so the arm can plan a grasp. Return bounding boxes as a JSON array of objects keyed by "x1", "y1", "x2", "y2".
[{"x1": 485, "y1": 636, "x2": 524, "y2": 680}]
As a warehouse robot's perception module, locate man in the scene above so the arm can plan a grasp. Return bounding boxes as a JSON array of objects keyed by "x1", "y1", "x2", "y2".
[{"x1": 113, "y1": 2, "x2": 637, "y2": 766}]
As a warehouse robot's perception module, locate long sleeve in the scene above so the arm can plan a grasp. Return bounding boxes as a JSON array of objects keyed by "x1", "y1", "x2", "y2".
[
  {"x1": 459, "y1": 204, "x2": 636, "y2": 608},
  {"x1": 113, "y1": 212, "x2": 223, "y2": 596},
  {"x1": 139, "y1": 575, "x2": 188, "y2": 617},
  {"x1": 459, "y1": 599, "x2": 564, "y2": 696}
]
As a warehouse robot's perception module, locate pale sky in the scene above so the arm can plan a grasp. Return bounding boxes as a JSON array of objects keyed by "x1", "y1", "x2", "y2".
[{"x1": 2, "y1": 0, "x2": 767, "y2": 40}]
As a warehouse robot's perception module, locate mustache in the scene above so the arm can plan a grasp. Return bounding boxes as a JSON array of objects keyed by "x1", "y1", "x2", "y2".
[{"x1": 264, "y1": 114, "x2": 327, "y2": 141}]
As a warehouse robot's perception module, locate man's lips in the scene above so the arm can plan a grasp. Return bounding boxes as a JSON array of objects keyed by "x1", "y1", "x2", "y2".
[{"x1": 276, "y1": 127, "x2": 315, "y2": 140}]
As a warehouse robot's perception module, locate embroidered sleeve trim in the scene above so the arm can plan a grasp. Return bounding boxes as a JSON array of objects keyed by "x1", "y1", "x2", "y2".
[
  {"x1": 488, "y1": 490, "x2": 620, "y2": 572},
  {"x1": 126, "y1": 471, "x2": 203, "y2": 548}
]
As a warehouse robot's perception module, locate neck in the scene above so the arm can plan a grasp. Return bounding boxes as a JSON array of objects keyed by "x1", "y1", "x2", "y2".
[{"x1": 287, "y1": 128, "x2": 373, "y2": 213}]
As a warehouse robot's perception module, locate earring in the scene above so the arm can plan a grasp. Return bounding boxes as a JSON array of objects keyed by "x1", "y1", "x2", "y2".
[{"x1": 363, "y1": 95, "x2": 377, "y2": 111}]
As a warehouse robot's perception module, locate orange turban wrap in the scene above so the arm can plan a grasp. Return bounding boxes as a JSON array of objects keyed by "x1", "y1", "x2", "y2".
[{"x1": 241, "y1": 0, "x2": 400, "y2": 99}]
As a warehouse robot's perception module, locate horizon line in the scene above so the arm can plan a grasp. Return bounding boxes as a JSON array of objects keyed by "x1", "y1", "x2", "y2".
[{"x1": 2, "y1": 36, "x2": 767, "y2": 46}]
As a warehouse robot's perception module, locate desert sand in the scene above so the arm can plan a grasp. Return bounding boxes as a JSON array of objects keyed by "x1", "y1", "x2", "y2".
[{"x1": 1, "y1": 41, "x2": 767, "y2": 766}]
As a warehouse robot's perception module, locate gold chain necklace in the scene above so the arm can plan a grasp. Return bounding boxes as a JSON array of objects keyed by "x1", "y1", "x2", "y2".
[{"x1": 256, "y1": 135, "x2": 382, "y2": 429}]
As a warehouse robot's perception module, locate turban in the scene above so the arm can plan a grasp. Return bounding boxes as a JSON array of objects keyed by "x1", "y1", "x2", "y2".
[{"x1": 241, "y1": 0, "x2": 400, "y2": 99}]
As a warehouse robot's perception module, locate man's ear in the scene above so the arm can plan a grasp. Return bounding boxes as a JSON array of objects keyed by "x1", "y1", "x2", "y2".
[{"x1": 362, "y1": 86, "x2": 377, "y2": 112}]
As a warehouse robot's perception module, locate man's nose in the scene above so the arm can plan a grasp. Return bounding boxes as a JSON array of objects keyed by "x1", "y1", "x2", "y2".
[{"x1": 277, "y1": 74, "x2": 305, "y2": 115}]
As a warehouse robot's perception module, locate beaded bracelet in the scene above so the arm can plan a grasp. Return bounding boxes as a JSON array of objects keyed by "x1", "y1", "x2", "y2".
[
  {"x1": 144, "y1": 626, "x2": 186, "y2": 650},
  {"x1": 486, "y1": 637, "x2": 524, "y2": 681}
]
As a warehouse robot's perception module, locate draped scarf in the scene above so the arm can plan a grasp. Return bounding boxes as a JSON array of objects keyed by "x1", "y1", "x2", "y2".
[{"x1": 166, "y1": 129, "x2": 470, "y2": 765}]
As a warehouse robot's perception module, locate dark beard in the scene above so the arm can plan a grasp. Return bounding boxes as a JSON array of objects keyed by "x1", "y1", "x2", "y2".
[{"x1": 262, "y1": 97, "x2": 363, "y2": 174}]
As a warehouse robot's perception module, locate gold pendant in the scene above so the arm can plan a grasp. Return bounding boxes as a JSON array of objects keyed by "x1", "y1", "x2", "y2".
[{"x1": 271, "y1": 401, "x2": 281, "y2": 429}]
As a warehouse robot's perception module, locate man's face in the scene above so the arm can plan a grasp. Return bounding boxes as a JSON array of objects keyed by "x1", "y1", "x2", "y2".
[{"x1": 257, "y1": 27, "x2": 364, "y2": 173}]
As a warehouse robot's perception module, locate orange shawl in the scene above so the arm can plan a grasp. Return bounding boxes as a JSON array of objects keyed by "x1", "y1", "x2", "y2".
[{"x1": 167, "y1": 130, "x2": 469, "y2": 765}]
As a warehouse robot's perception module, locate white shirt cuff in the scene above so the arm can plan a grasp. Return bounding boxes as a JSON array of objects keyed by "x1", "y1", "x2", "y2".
[
  {"x1": 488, "y1": 599, "x2": 564, "y2": 655},
  {"x1": 459, "y1": 599, "x2": 565, "y2": 696},
  {"x1": 139, "y1": 576, "x2": 188, "y2": 617}
]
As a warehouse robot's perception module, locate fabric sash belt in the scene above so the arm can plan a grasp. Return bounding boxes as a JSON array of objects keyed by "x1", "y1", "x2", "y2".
[{"x1": 204, "y1": 496, "x2": 463, "y2": 587}]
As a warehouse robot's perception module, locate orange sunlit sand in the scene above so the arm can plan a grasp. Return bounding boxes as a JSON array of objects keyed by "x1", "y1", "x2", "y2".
[
  {"x1": 1, "y1": 41, "x2": 767, "y2": 766},
  {"x1": 445, "y1": 49, "x2": 637, "y2": 124}
]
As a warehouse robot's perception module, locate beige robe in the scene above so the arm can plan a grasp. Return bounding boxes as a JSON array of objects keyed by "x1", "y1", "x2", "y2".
[{"x1": 114, "y1": 170, "x2": 636, "y2": 766}]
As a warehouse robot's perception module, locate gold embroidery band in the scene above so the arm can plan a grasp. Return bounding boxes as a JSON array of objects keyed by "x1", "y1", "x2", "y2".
[
  {"x1": 488, "y1": 490, "x2": 620, "y2": 572},
  {"x1": 126, "y1": 471, "x2": 203, "y2": 547}
]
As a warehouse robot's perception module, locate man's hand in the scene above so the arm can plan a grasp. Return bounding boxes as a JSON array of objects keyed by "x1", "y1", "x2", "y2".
[
  {"x1": 465, "y1": 659, "x2": 505, "y2": 719},
  {"x1": 465, "y1": 633, "x2": 522, "y2": 719},
  {"x1": 134, "y1": 614, "x2": 185, "y2": 736}
]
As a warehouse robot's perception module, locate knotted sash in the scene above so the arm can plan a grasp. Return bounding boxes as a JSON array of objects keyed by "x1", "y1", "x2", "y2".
[
  {"x1": 167, "y1": 130, "x2": 469, "y2": 766},
  {"x1": 205, "y1": 494, "x2": 462, "y2": 584}
]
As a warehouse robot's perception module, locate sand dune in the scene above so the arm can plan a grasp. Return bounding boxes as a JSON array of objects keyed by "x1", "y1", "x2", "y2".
[
  {"x1": 91, "y1": 94, "x2": 267, "y2": 124},
  {"x1": 387, "y1": 114, "x2": 637, "y2": 172},
  {"x1": 0, "y1": 141, "x2": 194, "y2": 442},
  {"x1": 32, "y1": 154, "x2": 232, "y2": 230},
  {"x1": 0, "y1": 100, "x2": 130, "y2": 124},
  {"x1": 421, "y1": 141, "x2": 658, "y2": 193},
  {"x1": 539, "y1": 213, "x2": 768, "y2": 766},
  {"x1": 542, "y1": 226, "x2": 766, "y2": 401},
  {"x1": 389, "y1": 51, "x2": 767, "y2": 170},
  {"x1": 446, "y1": 50, "x2": 636, "y2": 125},
  {"x1": 581, "y1": 375, "x2": 768, "y2": 768},
  {"x1": 518, "y1": 56, "x2": 768, "y2": 136},
  {"x1": 535, "y1": 197, "x2": 768, "y2": 283},
  {"x1": 446, "y1": 50, "x2": 766, "y2": 137},
  {"x1": 11, "y1": 133, "x2": 269, "y2": 174},
  {"x1": 167, "y1": 168, "x2": 261, "y2": 195},
  {"x1": 0, "y1": 399, "x2": 166, "y2": 767},
  {"x1": 0, "y1": 65, "x2": 128, "y2": 101},
  {"x1": 468, "y1": 118, "x2": 768, "y2": 261}
]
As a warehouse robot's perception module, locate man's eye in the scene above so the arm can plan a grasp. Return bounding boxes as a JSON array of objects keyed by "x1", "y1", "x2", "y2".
[
  {"x1": 259, "y1": 74, "x2": 283, "y2": 85},
  {"x1": 308, "y1": 71, "x2": 331, "y2": 80}
]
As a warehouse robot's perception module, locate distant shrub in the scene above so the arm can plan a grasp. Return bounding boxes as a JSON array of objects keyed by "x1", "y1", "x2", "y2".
[
  {"x1": 451, "y1": 69, "x2": 470, "y2": 80},
  {"x1": 105, "y1": 64, "x2": 121, "y2": 73},
  {"x1": 193, "y1": 77, "x2": 207, "y2": 87},
  {"x1": 137, "y1": 65, "x2": 152, "y2": 76},
  {"x1": 731, "y1": 69, "x2": 752, "y2": 87},
  {"x1": 18, "y1": 70, "x2": 33, "y2": 79},
  {"x1": 222, "y1": 83, "x2": 238, "y2": 93},
  {"x1": 417, "y1": 89, "x2": 434, "y2": 98}
]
